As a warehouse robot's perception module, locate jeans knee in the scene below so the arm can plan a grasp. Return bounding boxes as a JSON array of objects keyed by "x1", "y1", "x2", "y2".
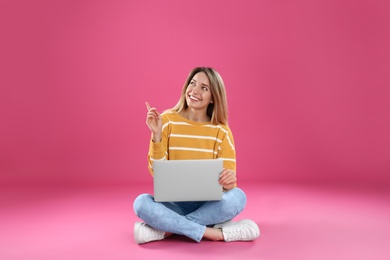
[
  {"x1": 133, "y1": 193, "x2": 153, "y2": 216},
  {"x1": 224, "y1": 188, "x2": 247, "y2": 213},
  {"x1": 235, "y1": 188, "x2": 247, "y2": 207}
]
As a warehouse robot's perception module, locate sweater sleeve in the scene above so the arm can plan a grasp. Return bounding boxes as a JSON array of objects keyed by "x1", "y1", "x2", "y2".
[
  {"x1": 217, "y1": 126, "x2": 237, "y2": 188},
  {"x1": 217, "y1": 126, "x2": 237, "y2": 172},
  {"x1": 147, "y1": 113, "x2": 169, "y2": 175}
]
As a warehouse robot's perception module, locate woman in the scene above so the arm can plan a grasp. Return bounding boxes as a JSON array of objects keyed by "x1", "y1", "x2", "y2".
[{"x1": 133, "y1": 67, "x2": 260, "y2": 243}]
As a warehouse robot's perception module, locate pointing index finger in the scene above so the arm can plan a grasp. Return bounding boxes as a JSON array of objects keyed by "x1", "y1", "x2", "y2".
[{"x1": 145, "y1": 102, "x2": 151, "y2": 111}]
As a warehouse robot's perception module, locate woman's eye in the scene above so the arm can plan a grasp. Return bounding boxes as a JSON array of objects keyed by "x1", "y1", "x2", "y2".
[{"x1": 202, "y1": 86, "x2": 208, "y2": 91}]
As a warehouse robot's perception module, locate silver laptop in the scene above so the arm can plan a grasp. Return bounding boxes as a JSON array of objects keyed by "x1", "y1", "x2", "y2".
[{"x1": 153, "y1": 159, "x2": 223, "y2": 202}]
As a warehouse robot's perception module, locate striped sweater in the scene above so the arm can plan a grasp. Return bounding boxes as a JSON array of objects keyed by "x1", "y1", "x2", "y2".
[{"x1": 148, "y1": 111, "x2": 236, "y2": 175}]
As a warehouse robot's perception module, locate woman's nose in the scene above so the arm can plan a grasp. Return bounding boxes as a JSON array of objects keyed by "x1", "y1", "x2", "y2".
[{"x1": 192, "y1": 85, "x2": 200, "y2": 93}]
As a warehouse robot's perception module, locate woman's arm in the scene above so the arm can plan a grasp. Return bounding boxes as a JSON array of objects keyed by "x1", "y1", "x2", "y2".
[
  {"x1": 145, "y1": 102, "x2": 168, "y2": 175},
  {"x1": 217, "y1": 126, "x2": 237, "y2": 190}
]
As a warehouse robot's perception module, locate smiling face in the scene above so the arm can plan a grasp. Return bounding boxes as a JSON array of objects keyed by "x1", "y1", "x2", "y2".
[
  {"x1": 171, "y1": 67, "x2": 228, "y2": 125},
  {"x1": 185, "y1": 72, "x2": 213, "y2": 113}
]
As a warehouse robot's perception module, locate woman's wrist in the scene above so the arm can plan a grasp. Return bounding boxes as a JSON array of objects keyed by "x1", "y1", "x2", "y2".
[{"x1": 151, "y1": 133, "x2": 162, "y2": 143}]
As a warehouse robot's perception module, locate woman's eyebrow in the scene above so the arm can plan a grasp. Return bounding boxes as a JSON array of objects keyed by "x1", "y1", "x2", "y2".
[{"x1": 191, "y1": 79, "x2": 208, "y2": 87}]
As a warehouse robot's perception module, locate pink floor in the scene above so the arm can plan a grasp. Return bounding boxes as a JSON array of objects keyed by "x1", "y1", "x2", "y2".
[{"x1": 1, "y1": 182, "x2": 389, "y2": 260}]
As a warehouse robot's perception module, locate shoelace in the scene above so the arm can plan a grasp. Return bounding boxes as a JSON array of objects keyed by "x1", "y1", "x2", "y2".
[
  {"x1": 225, "y1": 228, "x2": 244, "y2": 241},
  {"x1": 143, "y1": 224, "x2": 163, "y2": 240}
]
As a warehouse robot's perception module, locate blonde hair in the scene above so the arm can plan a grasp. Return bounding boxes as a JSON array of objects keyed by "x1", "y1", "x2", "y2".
[{"x1": 169, "y1": 67, "x2": 229, "y2": 125}]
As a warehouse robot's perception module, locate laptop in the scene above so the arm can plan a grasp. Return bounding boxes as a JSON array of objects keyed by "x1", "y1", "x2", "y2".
[{"x1": 153, "y1": 159, "x2": 223, "y2": 202}]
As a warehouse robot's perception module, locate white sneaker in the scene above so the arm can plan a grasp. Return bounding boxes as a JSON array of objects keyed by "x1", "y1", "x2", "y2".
[
  {"x1": 214, "y1": 219, "x2": 260, "y2": 242},
  {"x1": 134, "y1": 222, "x2": 165, "y2": 244}
]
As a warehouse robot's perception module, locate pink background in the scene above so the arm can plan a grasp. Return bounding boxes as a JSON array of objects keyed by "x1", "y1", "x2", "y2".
[
  {"x1": 1, "y1": 0, "x2": 390, "y2": 186},
  {"x1": 1, "y1": 1, "x2": 390, "y2": 259}
]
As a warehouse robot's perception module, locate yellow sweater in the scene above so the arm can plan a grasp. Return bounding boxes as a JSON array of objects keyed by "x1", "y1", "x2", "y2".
[{"x1": 148, "y1": 111, "x2": 236, "y2": 176}]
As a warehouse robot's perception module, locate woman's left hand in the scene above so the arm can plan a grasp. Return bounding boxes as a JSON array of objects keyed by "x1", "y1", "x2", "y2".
[{"x1": 219, "y1": 169, "x2": 237, "y2": 191}]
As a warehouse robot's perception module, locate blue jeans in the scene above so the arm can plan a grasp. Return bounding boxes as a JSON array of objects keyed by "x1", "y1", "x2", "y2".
[{"x1": 133, "y1": 187, "x2": 247, "y2": 242}]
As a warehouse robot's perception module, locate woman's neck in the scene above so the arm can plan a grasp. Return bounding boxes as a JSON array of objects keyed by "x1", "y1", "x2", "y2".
[{"x1": 181, "y1": 108, "x2": 210, "y2": 122}]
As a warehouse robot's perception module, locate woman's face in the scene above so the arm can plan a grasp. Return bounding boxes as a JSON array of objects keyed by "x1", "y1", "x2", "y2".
[{"x1": 185, "y1": 72, "x2": 213, "y2": 112}]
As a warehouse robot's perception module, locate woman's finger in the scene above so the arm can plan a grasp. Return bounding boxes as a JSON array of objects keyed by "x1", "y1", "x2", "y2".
[
  {"x1": 219, "y1": 171, "x2": 231, "y2": 184},
  {"x1": 220, "y1": 169, "x2": 236, "y2": 184},
  {"x1": 145, "y1": 102, "x2": 151, "y2": 110}
]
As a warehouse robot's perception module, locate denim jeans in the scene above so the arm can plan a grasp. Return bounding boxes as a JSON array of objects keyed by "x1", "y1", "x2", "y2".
[{"x1": 133, "y1": 187, "x2": 247, "y2": 242}]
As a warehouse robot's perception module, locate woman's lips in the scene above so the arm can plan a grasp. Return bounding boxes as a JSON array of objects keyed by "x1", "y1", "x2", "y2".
[{"x1": 189, "y1": 95, "x2": 201, "y2": 102}]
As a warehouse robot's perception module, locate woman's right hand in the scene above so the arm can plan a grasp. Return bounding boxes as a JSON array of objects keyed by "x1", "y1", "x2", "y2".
[{"x1": 145, "y1": 102, "x2": 162, "y2": 142}]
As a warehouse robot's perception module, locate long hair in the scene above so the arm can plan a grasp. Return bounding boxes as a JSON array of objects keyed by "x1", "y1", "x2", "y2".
[{"x1": 169, "y1": 67, "x2": 229, "y2": 125}]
